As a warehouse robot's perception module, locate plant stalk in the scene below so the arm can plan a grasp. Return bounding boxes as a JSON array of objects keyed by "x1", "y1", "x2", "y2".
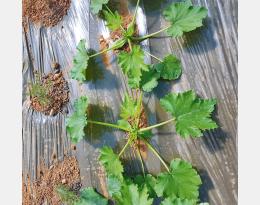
[
  {"x1": 87, "y1": 120, "x2": 130, "y2": 132},
  {"x1": 128, "y1": 39, "x2": 132, "y2": 51},
  {"x1": 104, "y1": 4, "x2": 113, "y2": 15},
  {"x1": 119, "y1": 138, "x2": 132, "y2": 157},
  {"x1": 135, "y1": 146, "x2": 145, "y2": 177},
  {"x1": 135, "y1": 91, "x2": 143, "y2": 127},
  {"x1": 144, "y1": 140, "x2": 170, "y2": 172},
  {"x1": 139, "y1": 118, "x2": 175, "y2": 132},
  {"x1": 89, "y1": 41, "x2": 123, "y2": 58},
  {"x1": 131, "y1": 26, "x2": 171, "y2": 42},
  {"x1": 131, "y1": 0, "x2": 141, "y2": 25},
  {"x1": 144, "y1": 50, "x2": 163, "y2": 62}
]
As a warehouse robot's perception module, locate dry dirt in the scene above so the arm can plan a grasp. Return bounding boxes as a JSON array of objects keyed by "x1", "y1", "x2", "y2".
[
  {"x1": 30, "y1": 69, "x2": 69, "y2": 116},
  {"x1": 22, "y1": 0, "x2": 71, "y2": 28},
  {"x1": 22, "y1": 156, "x2": 81, "y2": 205}
]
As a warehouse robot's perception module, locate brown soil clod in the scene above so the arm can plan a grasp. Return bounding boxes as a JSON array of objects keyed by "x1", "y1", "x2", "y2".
[
  {"x1": 29, "y1": 70, "x2": 69, "y2": 116},
  {"x1": 71, "y1": 144, "x2": 77, "y2": 151},
  {"x1": 22, "y1": 0, "x2": 71, "y2": 28},
  {"x1": 52, "y1": 153, "x2": 57, "y2": 160},
  {"x1": 99, "y1": 35, "x2": 111, "y2": 67},
  {"x1": 99, "y1": 36, "x2": 109, "y2": 50},
  {"x1": 51, "y1": 62, "x2": 60, "y2": 70},
  {"x1": 22, "y1": 156, "x2": 81, "y2": 205}
]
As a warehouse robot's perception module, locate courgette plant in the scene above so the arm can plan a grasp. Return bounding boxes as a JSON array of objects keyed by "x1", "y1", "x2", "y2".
[{"x1": 60, "y1": 0, "x2": 217, "y2": 204}]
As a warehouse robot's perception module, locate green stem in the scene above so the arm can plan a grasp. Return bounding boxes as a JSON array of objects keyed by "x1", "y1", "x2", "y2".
[
  {"x1": 104, "y1": 5, "x2": 113, "y2": 15},
  {"x1": 131, "y1": 26, "x2": 171, "y2": 42},
  {"x1": 144, "y1": 50, "x2": 163, "y2": 62},
  {"x1": 139, "y1": 118, "x2": 175, "y2": 132},
  {"x1": 135, "y1": 91, "x2": 143, "y2": 127},
  {"x1": 89, "y1": 41, "x2": 123, "y2": 58},
  {"x1": 144, "y1": 140, "x2": 170, "y2": 172},
  {"x1": 119, "y1": 138, "x2": 132, "y2": 157},
  {"x1": 131, "y1": 0, "x2": 140, "y2": 25},
  {"x1": 128, "y1": 39, "x2": 132, "y2": 51},
  {"x1": 87, "y1": 120, "x2": 130, "y2": 132},
  {"x1": 136, "y1": 146, "x2": 145, "y2": 177}
]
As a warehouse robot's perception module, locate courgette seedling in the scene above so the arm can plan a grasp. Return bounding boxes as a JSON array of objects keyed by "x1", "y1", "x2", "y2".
[
  {"x1": 64, "y1": 90, "x2": 217, "y2": 204},
  {"x1": 63, "y1": 0, "x2": 216, "y2": 204},
  {"x1": 70, "y1": 0, "x2": 207, "y2": 91}
]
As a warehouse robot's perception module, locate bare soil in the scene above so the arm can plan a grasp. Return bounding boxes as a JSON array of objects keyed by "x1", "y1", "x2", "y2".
[
  {"x1": 22, "y1": 0, "x2": 71, "y2": 28},
  {"x1": 22, "y1": 156, "x2": 81, "y2": 205},
  {"x1": 30, "y1": 69, "x2": 69, "y2": 116}
]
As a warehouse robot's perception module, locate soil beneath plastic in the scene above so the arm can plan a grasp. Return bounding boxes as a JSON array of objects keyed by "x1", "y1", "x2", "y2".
[
  {"x1": 22, "y1": 156, "x2": 81, "y2": 205},
  {"x1": 22, "y1": 0, "x2": 71, "y2": 28},
  {"x1": 29, "y1": 67, "x2": 69, "y2": 116}
]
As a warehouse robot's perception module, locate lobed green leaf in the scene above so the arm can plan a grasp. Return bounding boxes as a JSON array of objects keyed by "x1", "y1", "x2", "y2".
[
  {"x1": 99, "y1": 146, "x2": 124, "y2": 179},
  {"x1": 103, "y1": 10, "x2": 123, "y2": 31},
  {"x1": 163, "y1": 0, "x2": 208, "y2": 37},
  {"x1": 115, "y1": 183, "x2": 153, "y2": 205},
  {"x1": 118, "y1": 45, "x2": 148, "y2": 88},
  {"x1": 70, "y1": 39, "x2": 89, "y2": 83},
  {"x1": 154, "y1": 54, "x2": 182, "y2": 80},
  {"x1": 133, "y1": 174, "x2": 157, "y2": 198},
  {"x1": 120, "y1": 94, "x2": 138, "y2": 120},
  {"x1": 140, "y1": 66, "x2": 160, "y2": 92},
  {"x1": 154, "y1": 158, "x2": 202, "y2": 200},
  {"x1": 107, "y1": 175, "x2": 122, "y2": 197},
  {"x1": 66, "y1": 96, "x2": 88, "y2": 143},
  {"x1": 160, "y1": 90, "x2": 218, "y2": 138}
]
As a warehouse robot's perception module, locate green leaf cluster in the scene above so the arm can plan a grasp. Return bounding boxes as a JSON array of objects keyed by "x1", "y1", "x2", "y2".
[
  {"x1": 58, "y1": 149, "x2": 208, "y2": 205},
  {"x1": 66, "y1": 96, "x2": 88, "y2": 143},
  {"x1": 99, "y1": 147, "x2": 203, "y2": 205},
  {"x1": 103, "y1": 10, "x2": 122, "y2": 31},
  {"x1": 160, "y1": 90, "x2": 218, "y2": 138},
  {"x1": 120, "y1": 94, "x2": 139, "y2": 120},
  {"x1": 118, "y1": 45, "x2": 148, "y2": 88},
  {"x1": 99, "y1": 147, "x2": 153, "y2": 205},
  {"x1": 118, "y1": 94, "x2": 151, "y2": 139},
  {"x1": 163, "y1": 0, "x2": 208, "y2": 37},
  {"x1": 99, "y1": 146, "x2": 124, "y2": 180},
  {"x1": 64, "y1": 1, "x2": 214, "y2": 205}
]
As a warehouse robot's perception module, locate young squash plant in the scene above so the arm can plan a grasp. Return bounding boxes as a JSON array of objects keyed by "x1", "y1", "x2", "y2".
[{"x1": 61, "y1": 0, "x2": 216, "y2": 204}]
